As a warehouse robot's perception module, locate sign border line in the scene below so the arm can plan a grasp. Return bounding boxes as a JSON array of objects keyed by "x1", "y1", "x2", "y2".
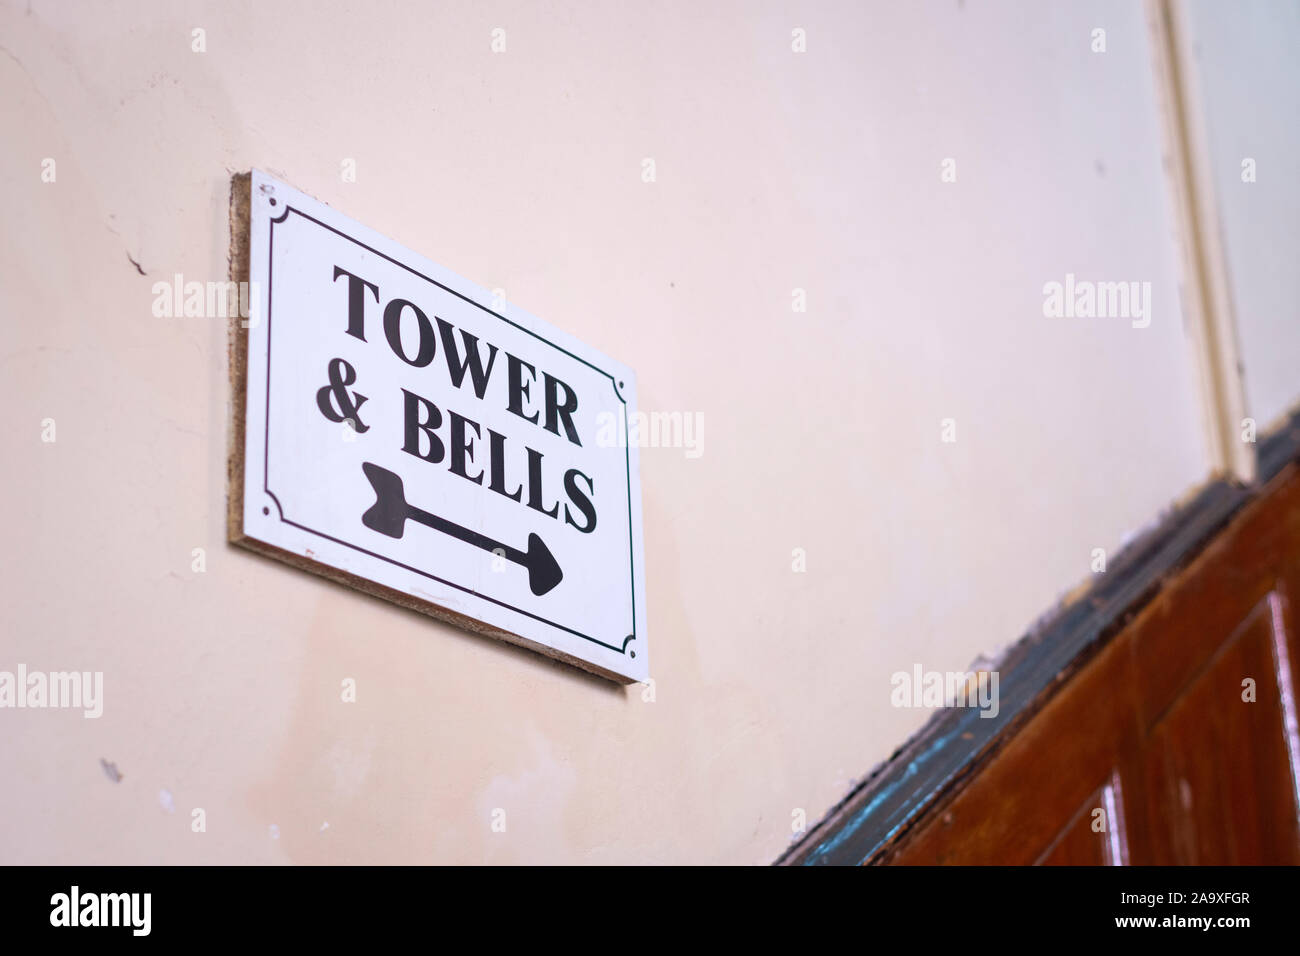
[{"x1": 257, "y1": 204, "x2": 637, "y2": 657}]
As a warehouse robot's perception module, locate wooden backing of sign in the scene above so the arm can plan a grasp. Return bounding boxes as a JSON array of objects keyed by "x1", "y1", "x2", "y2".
[{"x1": 225, "y1": 172, "x2": 634, "y2": 684}]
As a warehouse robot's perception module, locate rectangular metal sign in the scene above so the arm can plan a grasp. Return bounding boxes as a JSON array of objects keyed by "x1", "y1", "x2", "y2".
[{"x1": 232, "y1": 171, "x2": 647, "y2": 682}]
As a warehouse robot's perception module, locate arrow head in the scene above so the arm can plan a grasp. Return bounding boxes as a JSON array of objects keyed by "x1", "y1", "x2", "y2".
[
  {"x1": 361, "y1": 463, "x2": 409, "y2": 538},
  {"x1": 525, "y1": 532, "x2": 563, "y2": 596}
]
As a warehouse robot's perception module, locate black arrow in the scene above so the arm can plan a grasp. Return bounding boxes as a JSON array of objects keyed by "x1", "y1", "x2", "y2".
[{"x1": 360, "y1": 462, "x2": 564, "y2": 597}]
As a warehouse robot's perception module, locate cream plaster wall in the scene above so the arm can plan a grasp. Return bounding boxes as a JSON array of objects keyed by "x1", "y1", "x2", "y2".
[{"x1": 0, "y1": 0, "x2": 1244, "y2": 864}]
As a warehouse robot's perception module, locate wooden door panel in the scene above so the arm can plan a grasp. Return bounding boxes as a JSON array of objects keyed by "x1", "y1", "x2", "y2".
[
  {"x1": 883, "y1": 466, "x2": 1300, "y2": 865},
  {"x1": 880, "y1": 624, "x2": 1138, "y2": 864},
  {"x1": 1035, "y1": 778, "x2": 1123, "y2": 865},
  {"x1": 1143, "y1": 595, "x2": 1300, "y2": 864}
]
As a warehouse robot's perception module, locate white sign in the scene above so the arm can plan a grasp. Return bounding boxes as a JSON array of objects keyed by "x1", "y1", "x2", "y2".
[{"x1": 236, "y1": 171, "x2": 647, "y2": 682}]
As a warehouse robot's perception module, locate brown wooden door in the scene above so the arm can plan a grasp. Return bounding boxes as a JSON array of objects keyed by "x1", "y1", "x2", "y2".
[{"x1": 881, "y1": 467, "x2": 1300, "y2": 865}]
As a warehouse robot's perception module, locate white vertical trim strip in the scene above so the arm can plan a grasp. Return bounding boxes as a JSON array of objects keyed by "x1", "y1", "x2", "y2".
[
  {"x1": 1103, "y1": 772, "x2": 1130, "y2": 866},
  {"x1": 1266, "y1": 591, "x2": 1300, "y2": 825},
  {"x1": 1144, "y1": 0, "x2": 1255, "y2": 483}
]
